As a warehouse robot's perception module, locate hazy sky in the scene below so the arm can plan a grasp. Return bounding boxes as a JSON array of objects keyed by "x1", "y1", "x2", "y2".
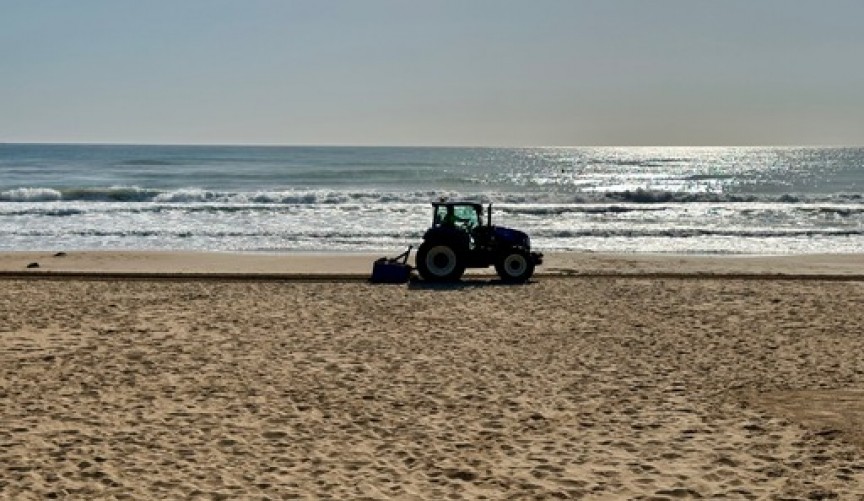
[{"x1": 2, "y1": 0, "x2": 863, "y2": 146}]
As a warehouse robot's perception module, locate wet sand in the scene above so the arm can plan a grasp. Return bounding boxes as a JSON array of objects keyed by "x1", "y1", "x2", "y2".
[
  {"x1": 2, "y1": 252, "x2": 864, "y2": 499},
  {"x1": 2, "y1": 250, "x2": 864, "y2": 278}
]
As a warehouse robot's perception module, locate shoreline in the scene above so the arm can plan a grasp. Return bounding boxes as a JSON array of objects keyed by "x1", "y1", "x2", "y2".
[{"x1": 2, "y1": 250, "x2": 863, "y2": 279}]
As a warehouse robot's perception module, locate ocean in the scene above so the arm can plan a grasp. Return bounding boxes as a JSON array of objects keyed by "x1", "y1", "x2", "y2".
[{"x1": 1, "y1": 144, "x2": 863, "y2": 254}]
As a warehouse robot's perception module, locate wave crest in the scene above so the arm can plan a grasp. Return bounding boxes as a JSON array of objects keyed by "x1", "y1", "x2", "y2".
[
  {"x1": 0, "y1": 187, "x2": 63, "y2": 201},
  {"x1": 2, "y1": 185, "x2": 864, "y2": 206}
]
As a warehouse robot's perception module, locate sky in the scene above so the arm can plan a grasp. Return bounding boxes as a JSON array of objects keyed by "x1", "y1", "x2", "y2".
[{"x1": 1, "y1": 0, "x2": 863, "y2": 146}]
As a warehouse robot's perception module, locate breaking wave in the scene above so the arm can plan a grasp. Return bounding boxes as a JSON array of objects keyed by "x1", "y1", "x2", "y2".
[
  {"x1": 0, "y1": 187, "x2": 64, "y2": 202},
  {"x1": 0, "y1": 186, "x2": 160, "y2": 202},
  {"x1": 3, "y1": 186, "x2": 864, "y2": 205}
]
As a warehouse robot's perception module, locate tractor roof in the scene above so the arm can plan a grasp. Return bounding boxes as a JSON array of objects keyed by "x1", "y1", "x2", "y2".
[
  {"x1": 431, "y1": 201, "x2": 483, "y2": 208},
  {"x1": 432, "y1": 202, "x2": 484, "y2": 215}
]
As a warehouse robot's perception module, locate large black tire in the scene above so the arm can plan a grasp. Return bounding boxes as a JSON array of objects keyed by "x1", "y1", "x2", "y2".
[
  {"x1": 495, "y1": 250, "x2": 535, "y2": 283},
  {"x1": 417, "y1": 241, "x2": 465, "y2": 282}
]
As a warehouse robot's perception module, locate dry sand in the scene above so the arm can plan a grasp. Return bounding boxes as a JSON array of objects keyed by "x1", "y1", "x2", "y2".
[{"x1": 2, "y1": 252, "x2": 864, "y2": 499}]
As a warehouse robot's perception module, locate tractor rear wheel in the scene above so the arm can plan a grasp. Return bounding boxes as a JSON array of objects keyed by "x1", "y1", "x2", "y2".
[
  {"x1": 417, "y1": 242, "x2": 465, "y2": 282},
  {"x1": 495, "y1": 250, "x2": 535, "y2": 283}
]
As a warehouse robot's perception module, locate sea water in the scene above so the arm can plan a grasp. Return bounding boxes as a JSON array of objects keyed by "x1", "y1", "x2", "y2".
[{"x1": 1, "y1": 144, "x2": 863, "y2": 254}]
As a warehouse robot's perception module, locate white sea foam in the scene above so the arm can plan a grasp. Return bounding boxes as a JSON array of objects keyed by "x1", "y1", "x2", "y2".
[{"x1": 0, "y1": 187, "x2": 63, "y2": 202}]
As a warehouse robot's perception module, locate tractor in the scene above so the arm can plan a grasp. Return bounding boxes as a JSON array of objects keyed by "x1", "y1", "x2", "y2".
[{"x1": 416, "y1": 201, "x2": 543, "y2": 283}]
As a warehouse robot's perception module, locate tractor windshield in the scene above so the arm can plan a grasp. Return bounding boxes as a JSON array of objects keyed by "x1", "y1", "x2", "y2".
[
  {"x1": 453, "y1": 205, "x2": 480, "y2": 229},
  {"x1": 434, "y1": 204, "x2": 481, "y2": 231}
]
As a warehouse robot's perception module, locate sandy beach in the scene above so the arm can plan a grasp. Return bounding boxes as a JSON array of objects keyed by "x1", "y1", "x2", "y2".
[{"x1": 3, "y1": 252, "x2": 864, "y2": 499}]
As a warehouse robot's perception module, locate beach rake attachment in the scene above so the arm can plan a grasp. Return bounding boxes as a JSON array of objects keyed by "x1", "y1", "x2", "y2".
[{"x1": 370, "y1": 246, "x2": 413, "y2": 284}]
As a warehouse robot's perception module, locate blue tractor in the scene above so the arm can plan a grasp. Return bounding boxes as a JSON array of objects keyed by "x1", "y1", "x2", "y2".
[{"x1": 416, "y1": 201, "x2": 543, "y2": 283}]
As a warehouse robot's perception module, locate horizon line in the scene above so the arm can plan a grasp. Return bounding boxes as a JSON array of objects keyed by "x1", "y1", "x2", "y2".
[{"x1": 3, "y1": 141, "x2": 863, "y2": 149}]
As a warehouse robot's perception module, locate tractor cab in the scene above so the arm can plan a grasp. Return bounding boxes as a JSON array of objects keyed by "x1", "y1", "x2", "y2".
[{"x1": 432, "y1": 202, "x2": 485, "y2": 232}]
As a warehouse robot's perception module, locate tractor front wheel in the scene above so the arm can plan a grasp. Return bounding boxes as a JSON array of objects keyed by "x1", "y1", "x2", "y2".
[
  {"x1": 495, "y1": 250, "x2": 535, "y2": 283},
  {"x1": 417, "y1": 242, "x2": 465, "y2": 282}
]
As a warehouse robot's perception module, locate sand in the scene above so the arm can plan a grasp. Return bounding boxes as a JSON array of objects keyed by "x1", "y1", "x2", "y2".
[
  {"x1": 2, "y1": 252, "x2": 864, "y2": 499},
  {"x1": 3, "y1": 250, "x2": 864, "y2": 277}
]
